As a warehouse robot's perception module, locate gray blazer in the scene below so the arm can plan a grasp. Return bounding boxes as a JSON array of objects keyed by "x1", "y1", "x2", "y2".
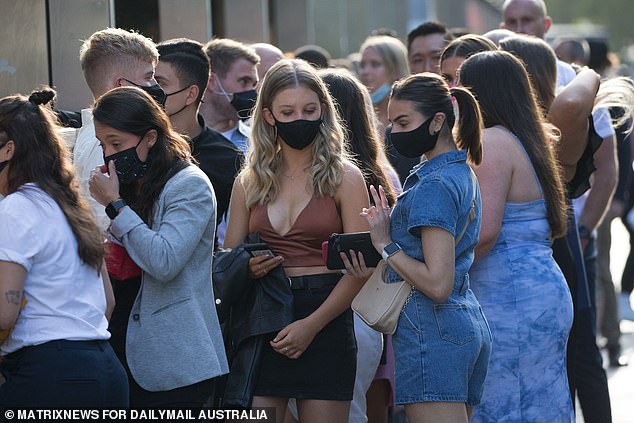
[{"x1": 110, "y1": 164, "x2": 229, "y2": 391}]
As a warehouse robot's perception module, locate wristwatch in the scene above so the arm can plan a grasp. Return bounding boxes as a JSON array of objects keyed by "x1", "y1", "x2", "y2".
[
  {"x1": 577, "y1": 224, "x2": 592, "y2": 240},
  {"x1": 381, "y1": 242, "x2": 402, "y2": 261},
  {"x1": 105, "y1": 198, "x2": 126, "y2": 220}
]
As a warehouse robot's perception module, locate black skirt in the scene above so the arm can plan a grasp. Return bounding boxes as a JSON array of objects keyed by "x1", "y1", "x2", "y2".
[{"x1": 253, "y1": 273, "x2": 357, "y2": 400}]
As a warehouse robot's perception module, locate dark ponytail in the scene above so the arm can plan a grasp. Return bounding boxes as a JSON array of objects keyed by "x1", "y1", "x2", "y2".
[
  {"x1": 450, "y1": 86, "x2": 482, "y2": 165},
  {"x1": 391, "y1": 73, "x2": 483, "y2": 164}
]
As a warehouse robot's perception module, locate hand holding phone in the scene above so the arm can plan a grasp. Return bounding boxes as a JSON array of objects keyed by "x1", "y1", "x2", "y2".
[
  {"x1": 244, "y1": 243, "x2": 282, "y2": 278},
  {"x1": 244, "y1": 243, "x2": 274, "y2": 257},
  {"x1": 324, "y1": 232, "x2": 381, "y2": 270}
]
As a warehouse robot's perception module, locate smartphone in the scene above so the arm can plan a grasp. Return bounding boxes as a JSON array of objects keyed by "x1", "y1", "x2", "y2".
[
  {"x1": 325, "y1": 232, "x2": 381, "y2": 270},
  {"x1": 244, "y1": 242, "x2": 274, "y2": 258}
]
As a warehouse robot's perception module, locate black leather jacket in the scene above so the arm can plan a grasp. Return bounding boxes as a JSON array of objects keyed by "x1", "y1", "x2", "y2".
[{"x1": 213, "y1": 238, "x2": 293, "y2": 407}]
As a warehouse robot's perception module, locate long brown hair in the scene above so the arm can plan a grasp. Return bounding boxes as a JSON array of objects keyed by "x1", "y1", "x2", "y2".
[
  {"x1": 92, "y1": 87, "x2": 191, "y2": 224},
  {"x1": 0, "y1": 88, "x2": 104, "y2": 270},
  {"x1": 460, "y1": 51, "x2": 567, "y2": 238},
  {"x1": 391, "y1": 72, "x2": 484, "y2": 165},
  {"x1": 499, "y1": 35, "x2": 557, "y2": 114},
  {"x1": 319, "y1": 69, "x2": 396, "y2": 205}
]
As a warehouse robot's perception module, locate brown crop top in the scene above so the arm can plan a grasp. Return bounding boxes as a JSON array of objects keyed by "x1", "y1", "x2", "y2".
[{"x1": 249, "y1": 195, "x2": 343, "y2": 267}]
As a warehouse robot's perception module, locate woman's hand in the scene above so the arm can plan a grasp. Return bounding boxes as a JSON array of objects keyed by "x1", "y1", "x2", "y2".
[
  {"x1": 361, "y1": 185, "x2": 392, "y2": 253},
  {"x1": 270, "y1": 318, "x2": 319, "y2": 359},
  {"x1": 247, "y1": 254, "x2": 284, "y2": 279},
  {"x1": 340, "y1": 250, "x2": 373, "y2": 280},
  {"x1": 89, "y1": 160, "x2": 121, "y2": 206}
]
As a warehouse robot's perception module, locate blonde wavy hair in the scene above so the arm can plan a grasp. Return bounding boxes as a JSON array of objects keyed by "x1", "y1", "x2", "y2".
[{"x1": 242, "y1": 59, "x2": 349, "y2": 208}]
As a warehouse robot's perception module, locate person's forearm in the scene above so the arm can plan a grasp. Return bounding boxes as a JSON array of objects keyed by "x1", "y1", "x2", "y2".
[
  {"x1": 579, "y1": 136, "x2": 618, "y2": 230},
  {"x1": 384, "y1": 250, "x2": 453, "y2": 303}
]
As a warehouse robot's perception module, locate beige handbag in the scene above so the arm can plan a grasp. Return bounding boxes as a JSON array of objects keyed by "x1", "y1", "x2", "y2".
[
  {"x1": 351, "y1": 260, "x2": 413, "y2": 335},
  {"x1": 352, "y1": 171, "x2": 477, "y2": 335}
]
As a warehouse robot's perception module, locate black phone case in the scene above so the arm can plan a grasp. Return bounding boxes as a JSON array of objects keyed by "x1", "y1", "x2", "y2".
[
  {"x1": 243, "y1": 242, "x2": 273, "y2": 257},
  {"x1": 326, "y1": 232, "x2": 381, "y2": 270}
]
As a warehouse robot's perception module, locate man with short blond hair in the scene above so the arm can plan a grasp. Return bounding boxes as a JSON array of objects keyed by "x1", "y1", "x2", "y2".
[
  {"x1": 80, "y1": 28, "x2": 159, "y2": 99},
  {"x1": 200, "y1": 38, "x2": 260, "y2": 153}
]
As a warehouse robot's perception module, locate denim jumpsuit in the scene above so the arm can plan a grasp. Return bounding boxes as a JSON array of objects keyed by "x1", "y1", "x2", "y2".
[{"x1": 386, "y1": 149, "x2": 492, "y2": 405}]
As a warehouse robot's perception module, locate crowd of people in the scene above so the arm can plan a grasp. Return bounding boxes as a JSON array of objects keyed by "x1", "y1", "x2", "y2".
[{"x1": 1, "y1": 0, "x2": 633, "y2": 422}]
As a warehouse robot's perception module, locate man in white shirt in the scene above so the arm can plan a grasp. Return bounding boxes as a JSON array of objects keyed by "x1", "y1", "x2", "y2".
[
  {"x1": 75, "y1": 28, "x2": 160, "y2": 230},
  {"x1": 199, "y1": 38, "x2": 260, "y2": 154}
]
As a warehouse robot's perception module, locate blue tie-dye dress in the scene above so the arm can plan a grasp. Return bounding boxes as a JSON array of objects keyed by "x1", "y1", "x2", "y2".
[{"x1": 470, "y1": 144, "x2": 574, "y2": 423}]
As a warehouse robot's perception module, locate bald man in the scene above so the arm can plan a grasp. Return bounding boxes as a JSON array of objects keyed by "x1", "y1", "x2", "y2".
[
  {"x1": 251, "y1": 43, "x2": 284, "y2": 82},
  {"x1": 502, "y1": 0, "x2": 575, "y2": 87},
  {"x1": 501, "y1": 0, "x2": 551, "y2": 38}
]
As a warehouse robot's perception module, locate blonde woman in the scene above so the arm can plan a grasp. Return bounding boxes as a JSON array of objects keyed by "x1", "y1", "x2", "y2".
[
  {"x1": 359, "y1": 35, "x2": 410, "y2": 135},
  {"x1": 224, "y1": 59, "x2": 370, "y2": 422}
]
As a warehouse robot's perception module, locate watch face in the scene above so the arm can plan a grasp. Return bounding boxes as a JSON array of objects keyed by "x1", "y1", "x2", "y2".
[
  {"x1": 384, "y1": 242, "x2": 401, "y2": 256},
  {"x1": 106, "y1": 199, "x2": 126, "y2": 219}
]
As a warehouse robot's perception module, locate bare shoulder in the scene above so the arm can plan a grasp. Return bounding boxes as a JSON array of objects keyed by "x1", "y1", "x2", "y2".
[
  {"x1": 481, "y1": 127, "x2": 524, "y2": 164},
  {"x1": 340, "y1": 160, "x2": 365, "y2": 186},
  {"x1": 335, "y1": 160, "x2": 369, "y2": 203},
  {"x1": 483, "y1": 126, "x2": 516, "y2": 146}
]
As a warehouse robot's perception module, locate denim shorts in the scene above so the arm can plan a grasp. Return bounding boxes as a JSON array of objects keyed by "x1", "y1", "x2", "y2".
[{"x1": 392, "y1": 275, "x2": 492, "y2": 405}]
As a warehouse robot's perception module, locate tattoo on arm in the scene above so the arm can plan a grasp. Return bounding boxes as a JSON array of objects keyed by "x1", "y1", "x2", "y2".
[{"x1": 5, "y1": 290, "x2": 22, "y2": 305}]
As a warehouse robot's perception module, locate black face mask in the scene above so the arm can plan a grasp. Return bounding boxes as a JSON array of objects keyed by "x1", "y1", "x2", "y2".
[
  {"x1": 122, "y1": 78, "x2": 167, "y2": 107},
  {"x1": 274, "y1": 116, "x2": 322, "y2": 150},
  {"x1": 103, "y1": 136, "x2": 149, "y2": 184},
  {"x1": 387, "y1": 115, "x2": 439, "y2": 158},
  {"x1": 164, "y1": 85, "x2": 191, "y2": 117},
  {"x1": 230, "y1": 89, "x2": 258, "y2": 120}
]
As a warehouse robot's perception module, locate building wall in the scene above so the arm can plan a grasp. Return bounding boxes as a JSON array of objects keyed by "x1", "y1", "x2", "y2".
[
  {"x1": 0, "y1": 0, "x2": 500, "y2": 109},
  {"x1": 0, "y1": 0, "x2": 49, "y2": 100}
]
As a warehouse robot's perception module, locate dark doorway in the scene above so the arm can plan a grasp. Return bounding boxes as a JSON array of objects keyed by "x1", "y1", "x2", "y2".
[{"x1": 114, "y1": 0, "x2": 160, "y2": 41}]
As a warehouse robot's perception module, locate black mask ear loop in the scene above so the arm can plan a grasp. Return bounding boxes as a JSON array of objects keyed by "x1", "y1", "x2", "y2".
[{"x1": 165, "y1": 85, "x2": 192, "y2": 117}]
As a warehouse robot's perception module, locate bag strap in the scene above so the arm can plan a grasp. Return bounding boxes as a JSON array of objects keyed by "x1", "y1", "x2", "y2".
[{"x1": 455, "y1": 170, "x2": 477, "y2": 245}]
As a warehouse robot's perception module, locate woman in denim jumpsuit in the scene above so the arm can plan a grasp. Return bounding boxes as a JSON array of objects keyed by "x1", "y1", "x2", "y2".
[{"x1": 344, "y1": 73, "x2": 491, "y2": 422}]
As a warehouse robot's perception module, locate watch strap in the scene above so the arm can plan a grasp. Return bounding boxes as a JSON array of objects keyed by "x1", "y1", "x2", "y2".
[{"x1": 105, "y1": 198, "x2": 126, "y2": 220}]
